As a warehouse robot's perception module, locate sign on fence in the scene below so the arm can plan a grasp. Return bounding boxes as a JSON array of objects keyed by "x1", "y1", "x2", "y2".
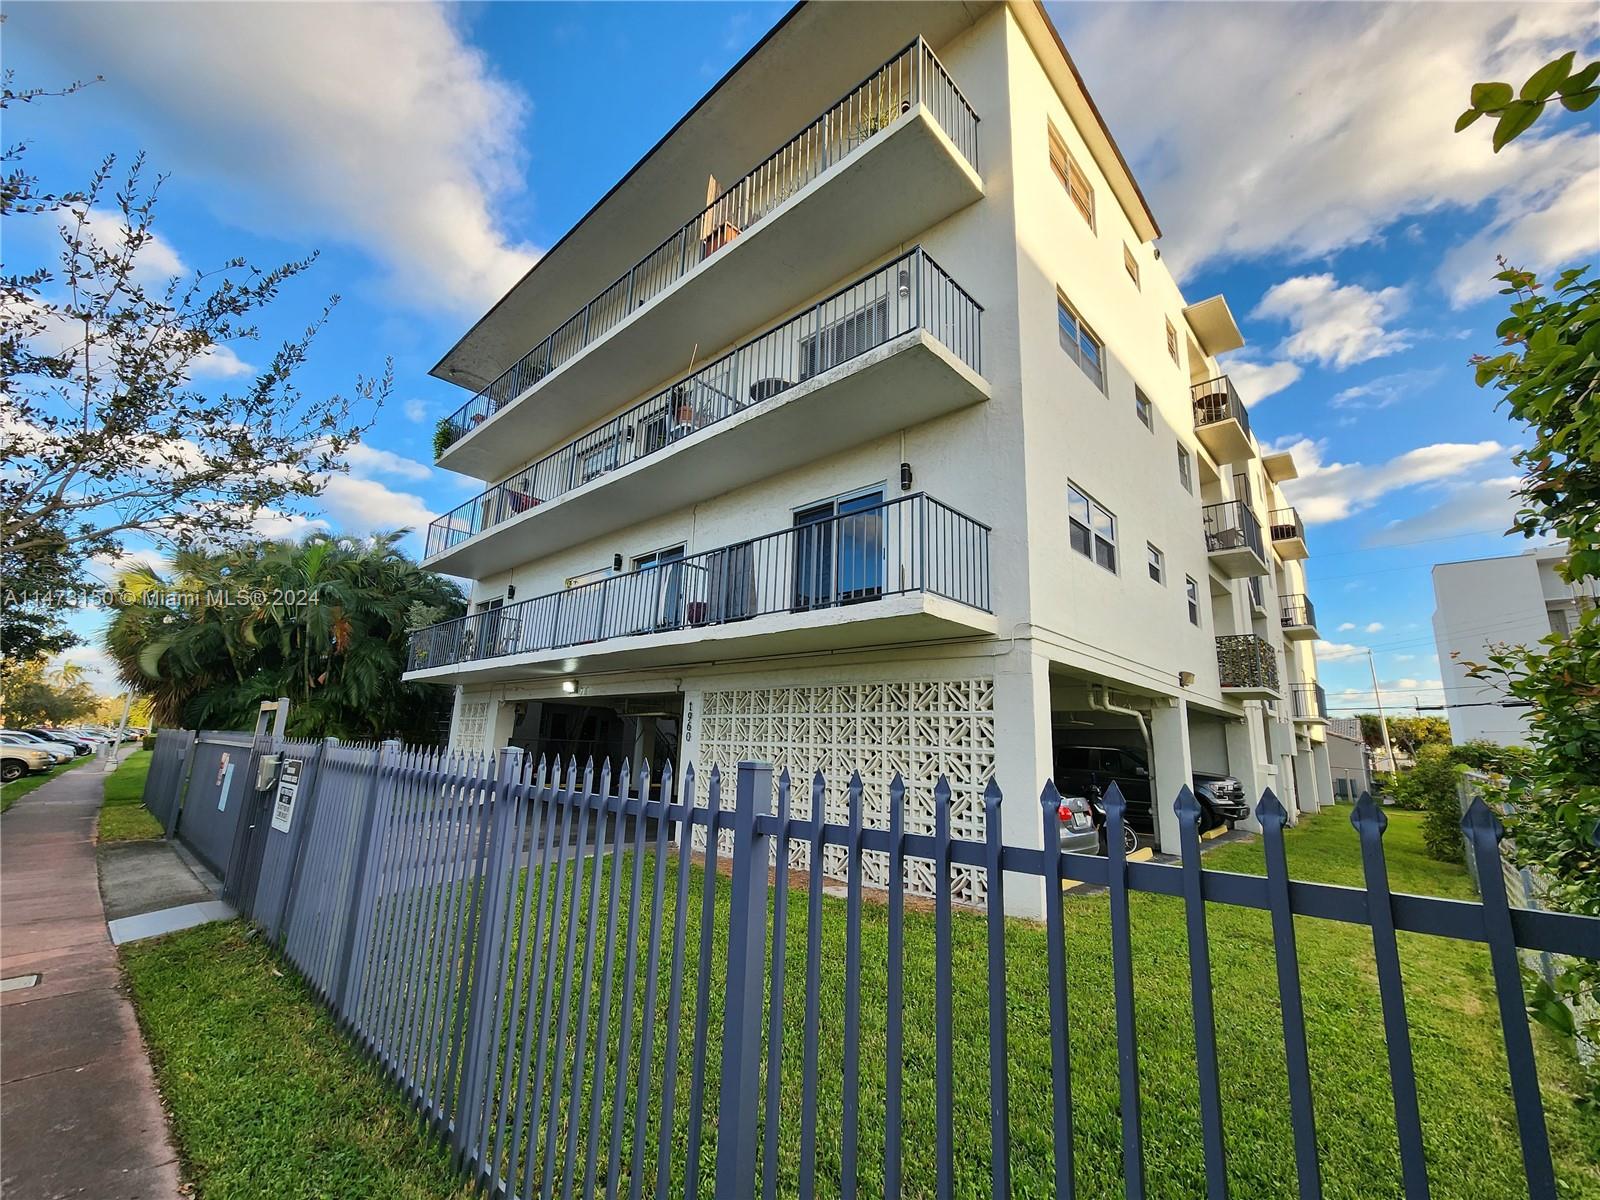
[{"x1": 270, "y1": 759, "x2": 302, "y2": 834}]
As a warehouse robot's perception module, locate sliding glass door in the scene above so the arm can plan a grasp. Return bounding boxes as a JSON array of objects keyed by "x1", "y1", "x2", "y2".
[{"x1": 791, "y1": 488, "x2": 884, "y2": 611}]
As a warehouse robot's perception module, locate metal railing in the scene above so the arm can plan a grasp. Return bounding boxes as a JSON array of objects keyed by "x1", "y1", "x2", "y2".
[
  {"x1": 439, "y1": 38, "x2": 980, "y2": 452},
  {"x1": 1191, "y1": 375, "x2": 1252, "y2": 441},
  {"x1": 1280, "y1": 592, "x2": 1317, "y2": 629},
  {"x1": 410, "y1": 493, "x2": 990, "y2": 671},
  {"x1": 1247, "y1": 575, "x2": 1266, "y2": 613},
  {"x1": 1217, "y1": 633, "x2": 1280, "y2": 692},
  {"x1": 1270, "y1": 506, "x2": 1306, "y2": 544},
  {"x1": 425, "y1": 249, "x2": 982, "y2": 559},
  {"x1": 1201, "y1": 499, "x2": 1264, "y2": 561},
  {"x1": 1291, "y1": 682, "x2": 1328, "y2": 721},
  {"x1": 140, "y1": 734, "x2": 1600, "y2": 1200}
]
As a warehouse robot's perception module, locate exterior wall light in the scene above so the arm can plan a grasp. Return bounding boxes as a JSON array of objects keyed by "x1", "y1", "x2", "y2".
[
  {"x1": 1178, "y1": 670, "x2": 1196, "y2": 688},
  {"x1": 562, "y1": 679, "x2": 578, "y2": 694}
]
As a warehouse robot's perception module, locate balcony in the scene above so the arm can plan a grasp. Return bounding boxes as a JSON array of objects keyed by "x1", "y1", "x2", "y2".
[
  {"x1": 423, "y1": 250, "x2": 987, "y2": 577},
  {"x1": 1291, "y1": 682, "x2": 1329, "y2": 723},
  {"x1": 1202, "y1": 500, "x2": 1269, "y2": 578},
  {"x1": 1279, "y1": 593, "x2": 1318, "y2": 641},
  {"x1": 437, "y1": 38, "x2": 984, "y2": 482},
  {"x1": 1191, "y1": 376, "x2": 1253, "y2": 464},
  {"x1": 1270, "y1": 507, "x2": 1309, "y2": 560},
  {"x1": 1217, "y1": 634, "x2": 1281, "y2": 700},
  {"x1": 405, "y1": 494, "x2": 994, "y2": 685}
]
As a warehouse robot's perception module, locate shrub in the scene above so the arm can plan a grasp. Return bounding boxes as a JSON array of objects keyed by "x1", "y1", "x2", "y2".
[
  {"x1": 141, "y1": 733, "x2": 157, "y2": 751},
  {"x1": 1409, "y1": 745, "x2": 1471, "y2": 862}
]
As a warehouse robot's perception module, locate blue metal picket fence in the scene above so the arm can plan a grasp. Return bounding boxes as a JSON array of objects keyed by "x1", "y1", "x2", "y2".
[{"x1": 142, "y1": 737, "x2": 1600, "y2": 1199}]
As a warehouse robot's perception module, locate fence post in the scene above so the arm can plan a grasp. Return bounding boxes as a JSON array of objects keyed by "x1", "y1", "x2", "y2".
[
  {"x1": 453, "y1": 745, "x2": 525, "y2": 1171},
  {"x1": 713, "y1": 761, "x2": 773, "y2": 1200},
  {"x1": 332, "y1": 739, "x2": 399, "y2": 1023},
  {"x1": 163, "y1": 730, "x2": 195, "y2": 839}
]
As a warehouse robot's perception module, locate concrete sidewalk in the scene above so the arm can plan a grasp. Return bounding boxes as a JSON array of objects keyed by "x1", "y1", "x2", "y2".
[{"x1": 1, "y1": 755, "x2": 185, "y2": 1200}]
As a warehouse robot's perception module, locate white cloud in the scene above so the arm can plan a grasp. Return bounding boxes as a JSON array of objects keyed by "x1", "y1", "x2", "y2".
[
  {"x1": 1331, "y1": 367, "x2": 1445, "y2": 411},
  {"x1": 191, "y1": 343, "x2": 252, "y2": 379},
  {"x1": 1364, "y1": 622, "x2": 1385, "y2": 633},
  {"x1": 402, "y1": 399, "x2": 430, "y2": 423},
  {"x1": 1337, "y1": 622, "x2": 1356, "y2": 633},
  {"x1": 1050, "y1": 2, "x2": 1597, "y2": 289},
  {"x1": 1440, "y1": 160, "x2": 1600, "y2": 305},
  {"x1": 1253, "y1": 275, "x2": 1411, "y2": 369},
  {"x1": 1220, "y1": 358, "x2": 1302, "y2": 407},
  {"x1": 339, "y1": 442, "x2": 434, "y2": 482},
  {"x1": 1314, "y1": 639, "x2": 1368, "y2": 661},
  {"x1": 77, "y1": 206, "x2": 188, "y2": 287},
  {"x1": 22, "y1": 3, "x2": 539, "y2": 312},
  {"x1": 315, "y1": 475, "x2": 435, "y2": 541},
  {"x1": 1367, "y1": 474, "x2": 1536, "y2": 546},
  {"x1": 1279, "y1": 437, "x2": 1509, "y2": 523}
]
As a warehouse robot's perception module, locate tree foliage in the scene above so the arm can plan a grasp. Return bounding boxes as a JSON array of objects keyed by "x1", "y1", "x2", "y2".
[
  {"x1": 0, "y1": 658, "x2": 100, "y2": 726},
  {"x1": 1, "y1": 70, "x2": 387, "y2": 583},
  {"x1": 1354, "y1": 713, "x2": 1451, "y2": 755},
  {"x1": 1456, "y1": 51, "x2": 1599, "y2": 151},
  {"x1": 102, "y1": 533, "x2": 464, "y2": 742}
]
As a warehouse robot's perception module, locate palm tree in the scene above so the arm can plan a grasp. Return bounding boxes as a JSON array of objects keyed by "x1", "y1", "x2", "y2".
[{"x1": 103, "y1": 533, "x2": 464, "y2": 741}]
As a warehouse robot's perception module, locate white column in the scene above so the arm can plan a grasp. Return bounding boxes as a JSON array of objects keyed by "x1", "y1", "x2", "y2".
[
  {"x1": 1149, "y1": 696, "x2": 1192, "y2": 855},
  {"x1": 489, "y1": 697, "x2": 518, "y2": 751},
  {"x1": 1312, "y1": 739, "x2": 1334, "y2": 811},
  {"x1": 993, "y1": 645, "x2": 1053, "y2": 918},
  {"x1": 1225, "y1": 711, "x2": 1266, "y2": 833}
]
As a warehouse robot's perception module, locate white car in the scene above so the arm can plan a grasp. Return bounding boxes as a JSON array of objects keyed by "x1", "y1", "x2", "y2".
[
  {"x1": 0, "y1": 731, "x2": 74, "y2": 765},
  {"x1": 0, "y1": 741, "x2": 59, "y2": 783}
]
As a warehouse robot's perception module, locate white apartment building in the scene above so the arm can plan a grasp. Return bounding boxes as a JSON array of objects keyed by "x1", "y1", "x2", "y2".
[
  {"x1": 1432, "y1": 543, "x2": 1597, "y2": 746},
  {"x1": 403, "y1": 1, "x2": 1332, "y2": 908}
]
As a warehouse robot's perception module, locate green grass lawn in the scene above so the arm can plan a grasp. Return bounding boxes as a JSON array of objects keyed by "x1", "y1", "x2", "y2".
[
  {"x1": 0, "y1": 753, "x2": 97, "y2": 812},
  {"x1": 99, "y1": 749, "x2": 164, "y2": 841},
  {"x1": 122, "y1": 804, "x2": 1600, "y2": 1200}
]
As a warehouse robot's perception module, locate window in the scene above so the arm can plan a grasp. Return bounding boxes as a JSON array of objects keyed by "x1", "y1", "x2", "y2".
[
  {"x1": 1068, "y1": 483, "x2": 1117, "y2": 572},
  {"x1": 1048, "y1": 123, "x2": 1095, "y2": 228},
  {"x1": 798, "y1": 296, "x2": 889, "y2": 380},
  {"x1": 1057, "y1": 294, "x2": 1105, "y2": 391},
  {"x1": 1177, "y1": 444, "x2": 1193, "y2": 493},
  {"x1": 1124, "y1": 245, "x2": 1140, "y2": 288},
  {"x1": 1186, "y1": 576, "x2": 1201, "y2": 625},
  {"x1": 1166, "y1": 318, "x2": 1180, "y2": 364},
  {"x1": 1147, "y1": 544, "x2": 1165, "y2": 584},
  {"x1": 1134, "y1": 386, "x2": 1153, "y2": 430}
]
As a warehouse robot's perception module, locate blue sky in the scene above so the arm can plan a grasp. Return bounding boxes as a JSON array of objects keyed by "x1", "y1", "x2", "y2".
[{"x1": 7, "y1": 1, "x2": 1597, "y2": 713}]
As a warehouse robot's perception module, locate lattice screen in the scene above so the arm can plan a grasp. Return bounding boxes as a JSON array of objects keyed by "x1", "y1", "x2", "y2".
[
  {"x1": 454, "y1": 699, "x2": 491, "y2": 751},
  {"x1": 695, "y1": 679, "x2": 996, "y2": 903}
]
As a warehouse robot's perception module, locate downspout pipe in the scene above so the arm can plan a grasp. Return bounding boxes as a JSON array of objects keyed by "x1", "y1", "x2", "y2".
[{"x1": 1086, "y1": 684, "x2": 1157, "y2": 819}]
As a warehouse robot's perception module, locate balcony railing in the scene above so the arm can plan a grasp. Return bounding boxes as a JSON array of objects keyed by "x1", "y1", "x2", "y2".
[
  {"x1": 408, "y1": 493, "x2": 990, "y2": 671},
  {"x1": 1191, "y1": 375, "x2": 1252, "y2": 442},
  {"x1": 1280, "y1": 592, "x2": 1316, "y2": 629},
  {"x1": 1292, "y1": 682, "x2": 1329, "y2": 721},
  {"x1": 1201, "y1": 500, "x2": 1264, "y2": 561},
  {"x1": 1217, "y1": 634, "x2": 1280, "y2": 693},
  {"x1": 438, "y1": 37, "x2": 980, "y2": 453},
  {"x1": 1270, "y1": 507, "x2": 1305, "y2": 544},
  {"x1": 425, "y1": 248, "x2": 982, "y2": 560}
]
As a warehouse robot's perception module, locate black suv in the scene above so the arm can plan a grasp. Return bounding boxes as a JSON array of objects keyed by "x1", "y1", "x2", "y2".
[{"x1": 1052, "y1": 745, "x2": 1250, "y2": 835}]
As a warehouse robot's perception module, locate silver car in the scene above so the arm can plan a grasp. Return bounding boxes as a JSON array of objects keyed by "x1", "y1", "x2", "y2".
[{"x1": 1054, "y1": 791, "x2": 1101, "y2": 854}]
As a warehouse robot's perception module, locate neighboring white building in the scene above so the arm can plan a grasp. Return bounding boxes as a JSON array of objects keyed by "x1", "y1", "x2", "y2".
[
  {"x1": 1432, "y1": 544, "x2": 1597, "y2": 747},
  {"x1": 403, "y1": 1, "x2": 1332, "y2": 909}
]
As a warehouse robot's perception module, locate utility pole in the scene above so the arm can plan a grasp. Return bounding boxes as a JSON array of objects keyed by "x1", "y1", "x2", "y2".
[
  {"x1": 1365, "y1": 648, "x2": 1395, "y2": 774},
  {"x1": 102, "y1": 692, "x2": 133, "y2": 773}
]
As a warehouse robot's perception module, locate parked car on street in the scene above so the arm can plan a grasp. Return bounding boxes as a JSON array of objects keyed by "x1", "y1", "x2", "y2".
[
  {"x1": 21, "y1": 728, "x2": 95, "y2": 756},
  {"x1": 1052, "y1": 744, "x2": 1249, "y2": 839},
  {"x1": 1053, "y1": 791, "x2": 1101, "y2": 855},
  {"x1": 0, "y1": 731, "x2": 74, "y2": 765},
  {"x1": 0, "y1": 741, "x2": 58, "y2": 783}
]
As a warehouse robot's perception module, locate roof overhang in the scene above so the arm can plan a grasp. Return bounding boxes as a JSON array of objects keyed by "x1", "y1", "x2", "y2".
[
  {"x1": 1008, "y1": 0, "x2": 1160, "y2": 243},
  {"x1": 1262, "y1": 451, "x2": 1299, "y2": 483},
  {"x1": 1183, "y1": 295, "x2": 1245, "y2": 357},
  {"x1": 432, "y1": 1, "x2": 997, "y2": 395}
]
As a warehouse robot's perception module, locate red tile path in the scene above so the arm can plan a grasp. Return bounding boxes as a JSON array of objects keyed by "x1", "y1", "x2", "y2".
[{"x1": 1, "y1": 756, "x2": 184, "y2": 1199}]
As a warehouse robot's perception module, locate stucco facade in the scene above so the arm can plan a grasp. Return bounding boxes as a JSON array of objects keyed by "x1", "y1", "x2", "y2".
[
  {"x1": 403, "y1": 1, "x2": 1331, "y2": 909},
  {"x1": 1432, "y1": 543, "x2": 1597, "y2": 746}
]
